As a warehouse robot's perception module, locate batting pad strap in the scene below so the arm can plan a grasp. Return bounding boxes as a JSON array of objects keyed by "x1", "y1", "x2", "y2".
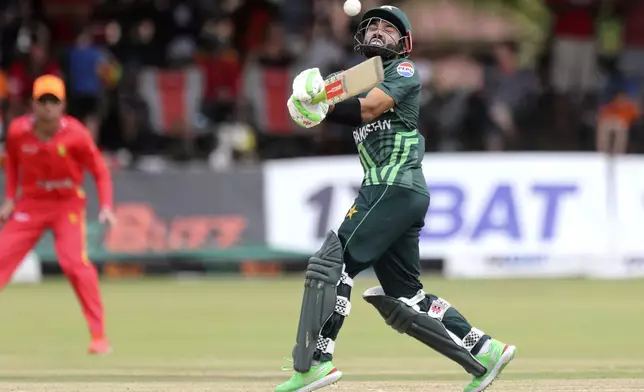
[
  {"x1": 398, "y1": 289, "x2": 426, "y2": 312},
  {"x1": 316, "y1": 337, "x2": 335, "y2": 354},
  {"x1": 335, "y1": 296, "x2": 351, "y2": 316},
  {"x1": 339, "y1": 272, "x2": 354, "y2": 288},
  {"x1": 427, "y1": 297, "x2": 451, "y2": 321},
  {"x1": 463, "y1": 328, "x2": 485, "y2": 352}
]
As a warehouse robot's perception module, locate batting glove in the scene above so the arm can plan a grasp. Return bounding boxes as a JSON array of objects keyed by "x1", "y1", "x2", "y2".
[
  {"x1": 287, "y1": 95, "x2": 329, "y2": 128},
  {"x1": 292, "y1": 67, "x2": 325, "y2": 102}
]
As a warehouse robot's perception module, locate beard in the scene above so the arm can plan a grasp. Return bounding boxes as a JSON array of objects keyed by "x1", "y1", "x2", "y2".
[{"x1": 361, "y1": 36, "x2": 398, "y2": 59}]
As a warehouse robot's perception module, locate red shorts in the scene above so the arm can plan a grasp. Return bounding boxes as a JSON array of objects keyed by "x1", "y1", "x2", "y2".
[{"x1": 0, "y1": 195, "x2": 90, "y2": 281}]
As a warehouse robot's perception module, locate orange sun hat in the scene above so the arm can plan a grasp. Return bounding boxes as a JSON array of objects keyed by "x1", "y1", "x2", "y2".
[{"x1": 33, "y1": 74, "x2": 66, "y2": 100}]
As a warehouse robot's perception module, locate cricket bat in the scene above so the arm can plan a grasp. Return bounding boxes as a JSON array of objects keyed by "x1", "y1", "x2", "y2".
[{"x1": 311, "y1": 56, "x2": 385, "y2": 105}]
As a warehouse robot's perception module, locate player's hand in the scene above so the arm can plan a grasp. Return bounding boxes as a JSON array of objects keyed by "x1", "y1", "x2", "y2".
[
  {"x1": 287, "y1": 95, "x2": 328, "y2": 128},
  {"x1": 98, "y1": 208, "x2": 117, "y2": 227},
  {"x1": 292, "y1": 67, "x2": 325, "y2": 102},
  {"x1": 0, "y1": 199, "x2": 14, "y2": 223}
]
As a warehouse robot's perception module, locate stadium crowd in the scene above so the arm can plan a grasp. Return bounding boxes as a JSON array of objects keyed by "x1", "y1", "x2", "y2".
[{"x1": 0, "y1": 0, "x2": 641, "y2": 171}]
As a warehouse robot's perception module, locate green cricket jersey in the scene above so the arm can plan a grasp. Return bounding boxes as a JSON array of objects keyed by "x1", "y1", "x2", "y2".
[{"x1": 354, "y1": 58, "x2": 428, "y2": 196}]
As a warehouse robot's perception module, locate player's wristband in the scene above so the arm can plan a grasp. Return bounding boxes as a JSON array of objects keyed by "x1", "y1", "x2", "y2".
[{"x1": 326, "y1": 98, "x2": 362, "y2": 127}]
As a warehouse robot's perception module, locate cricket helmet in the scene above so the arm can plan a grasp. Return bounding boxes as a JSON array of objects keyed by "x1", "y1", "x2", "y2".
[{"x1": 354, "y1": 5, "x2": 413, "y2": 60}]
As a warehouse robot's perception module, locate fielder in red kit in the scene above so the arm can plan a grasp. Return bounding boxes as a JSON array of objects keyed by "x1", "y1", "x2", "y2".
[{"x1": 0, "y1": 75, "x2": 116, "y2": 354}]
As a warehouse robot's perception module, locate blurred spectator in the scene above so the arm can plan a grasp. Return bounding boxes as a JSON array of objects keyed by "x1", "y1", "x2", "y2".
[
  {"x1": 195, "y1": 15, "x2": 252, "y2": 170},
  {"x1": 547, "y1": 0, "x2": 599, "y2": 96},
  {"x1": 241, "y1": 21, "x2": 314, "y2": 159},
  {"x1": 0, "y1": 1, "x2": 49, "y2": 69},
  {"x1": 136, "y1": 66, "x2": 208, "y2": 162},
  {"x1": 0, "y1": 69, "x2": 6, "y2": 143},
  {"x1": 116, "y1": 68, "x2": 149, "y2": 159},
  {"x1": 231, "y1": 0, "x2": 277, "y2": 60},
  {"x1": 415, "y1": 57, "x2": 435, "y2": 149},
  {"x1": 616, "y1": 0, "x2": 644, "y2": 92},
  {"x1": 6, "y1": 41, "x2": 61, "y2": 121},
  {"x1": 196, "y1": 16, "x2": 241, "y2": 123},
  {"x1": 484, "y1": 41, "x2": 540, "y2": 150},
  {"x1": 67, "y1": 26, "x2": 109, "y2": 141},
  {"x1": 0, "y1": 70, "x2": 8, "y2": 101},
  {"x1": 295, "y1": 18, "x2": 345, "y2": 77},
  {"x1": 43, "y1": 0, "x2": 94, "y2": 45},
  {"x1": 163, "y1": 0, "x2": 201, "y2": 67},
  {"x1": 130, "y1": 19, "x2": 158, "y2": 67},
  {"x1": 281, "y1": 0, "x2": 313, "y2": 37},
  {"x1": 546, "y1": 0, "x2": 600, "y2": 147},
  {"x1": 596, "y1": 74, "x2": 640, "y2": 154},
  {"x1": 424, "y1": 54, "x2": 486, "y2": 151}
]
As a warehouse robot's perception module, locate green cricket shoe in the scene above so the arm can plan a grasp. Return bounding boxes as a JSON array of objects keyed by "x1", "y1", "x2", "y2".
[
  {"x1": 275, "y1": 360, "x2": 343, "y2": 392},
  {"x1": 464, "y1": 339, "x2": 517, "y2": 392}
]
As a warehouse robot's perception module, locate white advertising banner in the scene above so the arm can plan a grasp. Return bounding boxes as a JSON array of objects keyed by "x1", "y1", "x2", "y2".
[
  {"x1": 264, "y1": 153, "x2": 609, "y2": 264},
  {"x1": 264, "y1": 156, "x2": 364, "y2": 254},
  {"x1": 444, "y1": 253, "x2": 588, "y2": 279},
  {"x1": 598, "y1": 156, "x2": 644, "y2": 278}
]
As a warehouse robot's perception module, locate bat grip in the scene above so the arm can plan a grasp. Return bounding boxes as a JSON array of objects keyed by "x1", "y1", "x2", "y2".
[{"x1": 311, "y1": 90, "x2": 326, "y2": 105}]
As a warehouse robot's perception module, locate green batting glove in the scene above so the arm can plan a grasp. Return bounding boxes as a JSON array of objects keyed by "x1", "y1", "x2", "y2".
[
  {"x1": 292, "y1": 67, "x2": 325, "y2": 102},
  {"x1": 287, "y1": 95, "x2": 329, "y2": 128}
]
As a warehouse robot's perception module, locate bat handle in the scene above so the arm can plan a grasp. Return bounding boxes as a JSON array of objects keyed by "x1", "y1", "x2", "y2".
[{"x1": 311, "y1": 90, "x2": 327, "y2": 105}]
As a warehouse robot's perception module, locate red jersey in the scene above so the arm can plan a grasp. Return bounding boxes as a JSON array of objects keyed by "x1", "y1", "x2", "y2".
[{"x1": 4, "y1": 115, "x2": 113, "y2": 208}]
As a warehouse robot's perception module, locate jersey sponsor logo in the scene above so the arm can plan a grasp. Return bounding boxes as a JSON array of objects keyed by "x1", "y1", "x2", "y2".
[
  {"x1": 37, "y1": 178, "x2": 74, "y2": 191},
  {"x1": 57, "y1": 144, "x2": 67, "y2": 157},
  {"x1": 353, "y1": 119, "x2": 392, "y2": 144},
  {"x1": 13, "y1": 212, "x2": 30, "y2": 222},
  {"x1": 397, "y1": 62, "x2": 414, "y2": 78},
  {"x1": 21, "y1": 145, "x2": 38, "y2": 154}
]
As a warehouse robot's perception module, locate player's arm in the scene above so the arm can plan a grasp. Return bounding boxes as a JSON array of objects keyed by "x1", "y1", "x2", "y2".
[
  {"x1": 75, "y1": 129, "x2": 114, "y2": 210},
  {"x1": 326, "y1": 60, "x2": 418, "y2": 126},
  {"x1": 0, "y1": 122, "x2": 19, "y2": 220},
  {"x1": 331, "y1": 88, "x2": 395, "y2": 121},
  {"x1": 3, "y1": 122, "x2": 19, "y2": 204},
  {"x1": 358, "y1": 88, "x2": 396, "y2": 120},
  {"x1": 325, "y1": 89, "x2": 393, "y2": 127}
]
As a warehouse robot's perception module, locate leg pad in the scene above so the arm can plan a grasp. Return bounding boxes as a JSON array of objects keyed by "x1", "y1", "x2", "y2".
[
  {"x1": 292, "y1": 231, "x2": 345, "y2": 373},
  {"x1": 363, "y1": 286, "x2": 486, "y2": 377}
]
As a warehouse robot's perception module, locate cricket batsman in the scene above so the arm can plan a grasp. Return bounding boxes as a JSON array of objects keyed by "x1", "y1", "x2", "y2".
[
  {"x1": 0, "y1": 74, "x2": 115, "y2": 354},
  {"x1": 278, "y1": 6, "x2": 516, "y2": 392}
]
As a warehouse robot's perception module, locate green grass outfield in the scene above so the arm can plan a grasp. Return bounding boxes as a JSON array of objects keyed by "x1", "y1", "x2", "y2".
[{"x1": 0, "y1": 276, "x2": 643, "y2": 391}]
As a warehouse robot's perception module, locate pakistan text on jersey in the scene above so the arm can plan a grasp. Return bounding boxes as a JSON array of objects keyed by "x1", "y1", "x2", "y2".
[{"x1": 353, "y1": 119, "x2": 392, "y2": 144}]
